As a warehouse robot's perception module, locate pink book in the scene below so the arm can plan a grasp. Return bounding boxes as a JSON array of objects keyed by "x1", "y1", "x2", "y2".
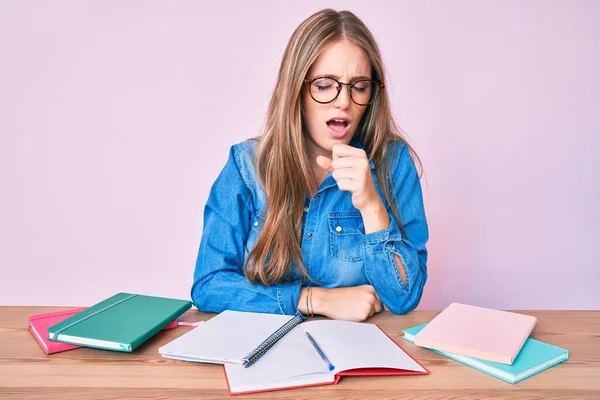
[
  {"x1": 414, "y1": 302, "x2": 537, "y2": 364},
  {"x1": 28, "y1": 308, "x2": 179, "y2": 355}
]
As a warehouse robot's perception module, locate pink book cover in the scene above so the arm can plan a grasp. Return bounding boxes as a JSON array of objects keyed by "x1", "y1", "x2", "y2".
[
  {"x1": 414, "y1": 302, "x2": 537, "y2": 365},
  {"x1": 28, "y1": 308, "x2": 179, "y2": 355}
]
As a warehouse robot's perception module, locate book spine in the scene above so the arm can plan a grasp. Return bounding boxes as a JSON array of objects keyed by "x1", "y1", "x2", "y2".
[{"x1": 49, "y1": 294, "x2": 138, "y2": 341}]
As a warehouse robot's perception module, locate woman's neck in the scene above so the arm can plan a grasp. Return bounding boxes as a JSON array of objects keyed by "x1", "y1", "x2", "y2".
[
  {"x1": 305, "y1": 139, "x2": 332, "y2": 191},
  {"x1": 312, "y1": 165, "x2": 328, "y2": 189}
]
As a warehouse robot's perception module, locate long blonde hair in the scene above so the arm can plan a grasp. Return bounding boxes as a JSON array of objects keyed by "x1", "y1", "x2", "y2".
[{"x1": 245, "y1": 8, "x2": 422, "y2": 285}]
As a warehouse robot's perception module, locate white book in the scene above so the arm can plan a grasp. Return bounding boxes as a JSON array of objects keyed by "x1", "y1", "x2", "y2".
[{"x1": 158, "y1": 310, "x2": 428, "y2": 395}]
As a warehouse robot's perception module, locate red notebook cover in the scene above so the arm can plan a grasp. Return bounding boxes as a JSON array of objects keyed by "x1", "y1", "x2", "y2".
[
  {"x1": 224, "y1": 365, "x2": 429, "y2": 396},
  {"x1": 28, "y1": 308, "x2": 179, "y2": 355}
]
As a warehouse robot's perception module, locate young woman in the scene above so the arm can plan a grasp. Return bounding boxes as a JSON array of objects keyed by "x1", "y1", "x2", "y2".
[{"x1": 191, "y1": 9, "x2": 429, "y2": 322}]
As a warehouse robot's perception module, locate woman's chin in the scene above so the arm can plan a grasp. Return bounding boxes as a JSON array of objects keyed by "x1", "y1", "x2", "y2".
[{"x1": 306, "y1": 130, "x2": 354, "y2": 157}]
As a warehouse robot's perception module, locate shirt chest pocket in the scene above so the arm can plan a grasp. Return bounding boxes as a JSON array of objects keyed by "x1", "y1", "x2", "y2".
[{"x1": 328, "y1": 212, "x2": 365, "y2": 262}]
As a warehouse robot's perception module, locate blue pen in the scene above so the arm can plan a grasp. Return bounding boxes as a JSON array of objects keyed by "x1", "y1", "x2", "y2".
[{"x1": 305, "y1": 331, "x2": 335, "y2": 371}]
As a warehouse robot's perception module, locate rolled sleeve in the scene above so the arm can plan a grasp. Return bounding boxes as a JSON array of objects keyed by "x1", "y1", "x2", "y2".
[{"x1": 363, "y1": 143, "x2": 429, "y2": 315}]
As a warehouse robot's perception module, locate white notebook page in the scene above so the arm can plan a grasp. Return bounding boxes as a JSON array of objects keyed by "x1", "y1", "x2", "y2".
[
  {"x1": 300, "y1": 320, "x2": 426, "y2": 374},
  {"x1": 224, "y1": 325, "x2": 334, "y2": 393},
  {"x1": 158, "y1": 310, "x2": 294, "y2": 364}
]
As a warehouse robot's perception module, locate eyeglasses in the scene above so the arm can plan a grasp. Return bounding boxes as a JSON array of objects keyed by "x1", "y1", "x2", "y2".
[{"x1": 304, "y1": 76, "x2": 385, "y2": 106}]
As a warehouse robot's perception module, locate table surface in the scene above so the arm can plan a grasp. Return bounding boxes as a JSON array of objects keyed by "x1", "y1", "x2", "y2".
[{"x1": 1, "y1": 307, "x2": 598, "y2": 399}]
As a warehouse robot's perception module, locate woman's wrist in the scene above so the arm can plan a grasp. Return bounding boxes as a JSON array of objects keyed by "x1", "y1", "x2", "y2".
[
  {"x1": 309, "y1": 287, "x2": 326, "y2": 316},
  {"x1": 360, "y1": 200, "x2": 390, "y2": 234},
  {"x1": 298, "y1": 286, "x2": 328, "y2": 317},
  {"x1": 298, "y1": 287, "x2": 309, "y2": 315}
]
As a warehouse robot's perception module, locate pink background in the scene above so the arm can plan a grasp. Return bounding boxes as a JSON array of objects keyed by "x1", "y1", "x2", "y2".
[{"x1": 1, "y1": 1, "x2": 598, "y2": 309}]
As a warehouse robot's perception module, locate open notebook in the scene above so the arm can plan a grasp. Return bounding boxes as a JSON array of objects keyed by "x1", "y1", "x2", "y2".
[{"x1": 158, "y1": 310, "x2": 428, "y2": 395}]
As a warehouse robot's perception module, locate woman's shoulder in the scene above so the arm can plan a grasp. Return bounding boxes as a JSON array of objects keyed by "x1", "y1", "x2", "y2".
[
  {"x1": 229, "y1": 137, "x2": 260, "y2": 161},
  {"x1": 375, "y1": 138, "x2": 421, "y2": 184},
  {"x1": 225, "y1": 137, "x2": 262, "y2": 189},
  {"x1": 384, "y1": 138, "x2": 409, "y2": 157},
  {"x1": 385, "y1": 139, "x2": 418, "y2": 166},
  {"x1": 224, "y1": 137, "x2": 259, "y2": 172}
]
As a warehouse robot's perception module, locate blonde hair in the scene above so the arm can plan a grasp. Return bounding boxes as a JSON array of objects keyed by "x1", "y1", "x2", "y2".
[{"x1": 245, "y1": 8, "x2": 422, "y2": 286}]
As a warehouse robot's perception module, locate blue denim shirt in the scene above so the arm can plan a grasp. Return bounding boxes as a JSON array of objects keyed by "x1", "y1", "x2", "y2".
[{"x1": 191, "y1": 139, "x2": 428, "y2": 316}]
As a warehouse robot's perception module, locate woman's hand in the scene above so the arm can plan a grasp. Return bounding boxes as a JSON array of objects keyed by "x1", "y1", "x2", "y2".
[
  {"x1": 309, "y1": 285, "x2": 383, "y2": 322},
  {"x1": 316, "y1": 143, "x2": 390, "y2": 234},
  {"x1": 316, "y1": 144, "x2": 379, "y2": 211}
]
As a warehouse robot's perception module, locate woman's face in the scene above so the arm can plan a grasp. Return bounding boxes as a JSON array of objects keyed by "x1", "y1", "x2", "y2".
[{"x1": 302, "y1": 39, "x2": 371, "y2": 159}]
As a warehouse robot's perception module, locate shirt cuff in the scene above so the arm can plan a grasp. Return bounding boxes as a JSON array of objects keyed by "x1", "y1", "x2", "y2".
[
  {"x1": 276, "y1": 283, "x2": 303, "y2": 316},
  {"x1": 363, "y1": 215, "x2": 403, "y2": 252}
]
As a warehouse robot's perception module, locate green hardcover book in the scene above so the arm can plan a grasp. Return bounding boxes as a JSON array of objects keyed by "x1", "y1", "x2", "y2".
[{"x1": 47, "y1": 292, "x2": 192, "y2": 352}]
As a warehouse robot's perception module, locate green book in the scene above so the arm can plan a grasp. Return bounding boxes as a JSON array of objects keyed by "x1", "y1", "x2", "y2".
[{"x1": 47, "y1": 292, "x2": 192, "y2": 352}]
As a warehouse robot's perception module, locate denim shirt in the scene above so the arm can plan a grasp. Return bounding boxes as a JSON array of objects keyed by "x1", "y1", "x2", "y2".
[{"x1": 191, "y1": 138, "x2": 429, "y2": 316}]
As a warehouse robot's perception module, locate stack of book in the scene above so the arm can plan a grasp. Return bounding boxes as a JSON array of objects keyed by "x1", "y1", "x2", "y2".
[
  {"x1": 28, "y1": 292, "x2": 193, "y2": 355},
  {"x1": 402, "y1": 302, "x2": 569, "y2": 384}
]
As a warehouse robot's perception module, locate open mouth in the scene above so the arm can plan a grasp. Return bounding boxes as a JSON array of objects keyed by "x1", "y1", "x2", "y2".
[{"x1": 326, "y1": 119, "x2": 350, "y2": 133}]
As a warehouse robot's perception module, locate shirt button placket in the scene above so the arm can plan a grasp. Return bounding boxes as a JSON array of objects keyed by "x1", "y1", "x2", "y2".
[{"x1": 306, "y1": 192, "x2": 321, "y2": 239}]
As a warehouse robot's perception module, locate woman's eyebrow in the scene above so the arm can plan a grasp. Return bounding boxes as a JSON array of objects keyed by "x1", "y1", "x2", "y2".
[{"x1": 311, "y1": 73, "x2": 371, "y2": 81}]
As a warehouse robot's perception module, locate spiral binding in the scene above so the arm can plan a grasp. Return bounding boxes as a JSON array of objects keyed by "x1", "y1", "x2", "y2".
[{"x1": 242, "y1": 314, "x2": 305, "y2": 368}]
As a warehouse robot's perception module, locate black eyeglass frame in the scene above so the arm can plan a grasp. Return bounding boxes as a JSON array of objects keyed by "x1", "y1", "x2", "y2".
[{"x1": 303, "y1": 76, "x2": 385, "y2": 106}]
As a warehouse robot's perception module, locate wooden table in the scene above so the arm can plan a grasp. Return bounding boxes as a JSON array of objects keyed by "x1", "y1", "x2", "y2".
[{"x1": 1, "y1": 307, "x2": 598, "y2": 399}]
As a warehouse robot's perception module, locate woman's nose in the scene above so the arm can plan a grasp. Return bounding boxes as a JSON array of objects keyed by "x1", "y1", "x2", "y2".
[{"x1": 333, "y1": 85, "x2": 351, "y2": 109}]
